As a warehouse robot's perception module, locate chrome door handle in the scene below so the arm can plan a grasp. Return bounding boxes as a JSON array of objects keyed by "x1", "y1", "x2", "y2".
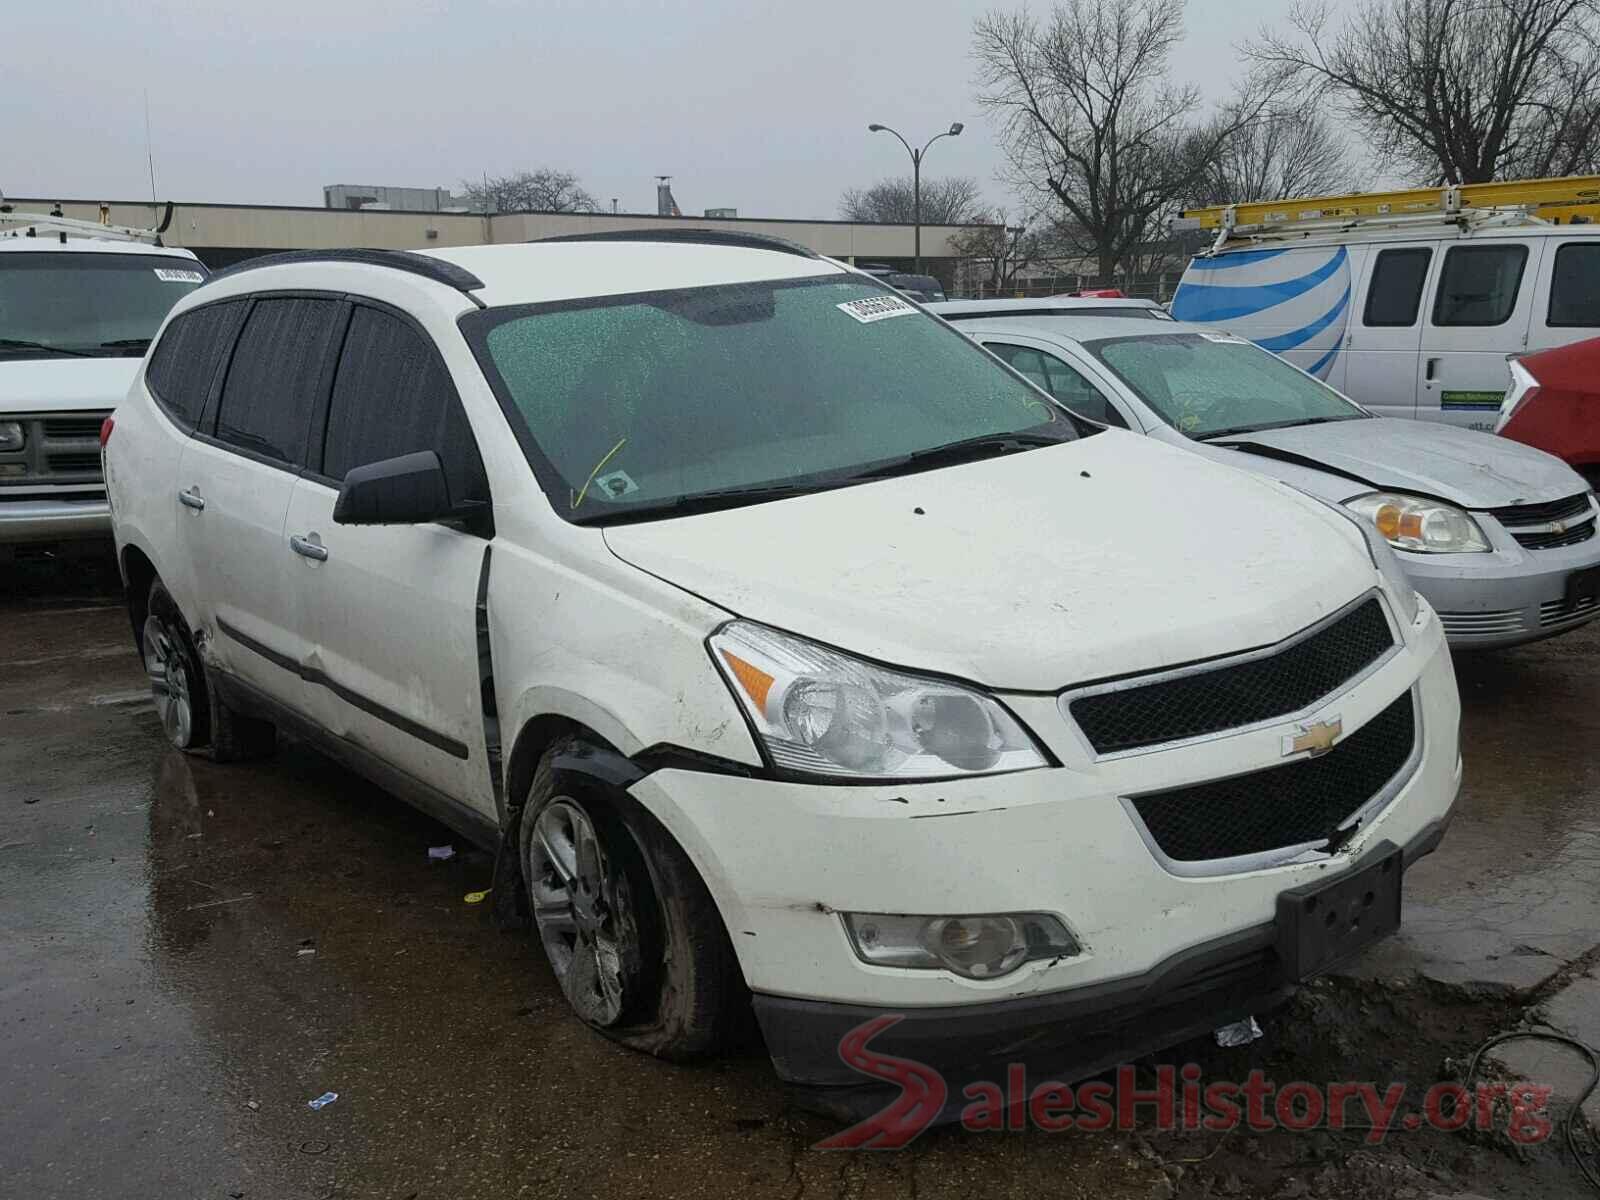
[
  {"x1": 178, "y1": 487, "x2": 205, "y2": 511},
  {"x1": 289, "y1": 534, "x2": 328, "y2": 562}
]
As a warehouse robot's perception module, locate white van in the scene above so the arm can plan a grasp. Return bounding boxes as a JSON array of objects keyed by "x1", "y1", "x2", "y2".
[
  {"x1": 0, "y1": 206, "x2": 206, "y2": 550},
  {"x1": 1172, "y1": 183, "x2": 1600, "y2": 432}
]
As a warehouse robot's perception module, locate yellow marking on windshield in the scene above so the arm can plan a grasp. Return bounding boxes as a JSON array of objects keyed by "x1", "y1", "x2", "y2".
[{"x1": 571, "y1": 437, "x2": 629, "y2": 510}]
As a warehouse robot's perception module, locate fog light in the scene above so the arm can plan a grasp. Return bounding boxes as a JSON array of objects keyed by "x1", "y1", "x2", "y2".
[{"x1": 844, "y1": 912, "x2": 1079, "y2": 979}]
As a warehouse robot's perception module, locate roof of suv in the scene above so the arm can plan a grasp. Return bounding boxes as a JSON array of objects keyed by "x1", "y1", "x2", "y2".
[
  {"x1": 954, "y1": 314, "x2": 1195, "y2": 345},
  {"x1": 927, "y1": 297, "x2": 1168, "y2": 321},
  {"x1": 421, "y1": 241, "x2": 845, "y2": 308}
]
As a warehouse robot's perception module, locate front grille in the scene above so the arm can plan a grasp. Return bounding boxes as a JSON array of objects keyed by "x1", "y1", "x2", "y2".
[
  {"x1": 1509, "y1": 520, "x2": 1596, "y2": 550},
  {"x1": 1069, "y1": 597, "x2": 1393, "y2": 754},
  {"x1": 1540, "y1": 595, "x2": 1600, "y2": 627},
  {"x1": 42, "y1": 416, "x2": 105, "y2": 439},
  {"x1": 1129, "y1": 691, "x2": 1416, "y2": 863},
  {"x1": 1438, "y1": 609, "x2": 1526, "y2": 638},
  {"x1": 0, "y1": 412, "x2": 107, "y2": 487},
  {"x1": 1490, "y1": 494, "x2": 1593, "y2": 526}
]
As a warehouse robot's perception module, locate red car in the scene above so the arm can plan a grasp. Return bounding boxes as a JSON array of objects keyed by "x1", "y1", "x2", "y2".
[{"x1": 1497, "y1": 336, "x2": 1600, "y2": 490}]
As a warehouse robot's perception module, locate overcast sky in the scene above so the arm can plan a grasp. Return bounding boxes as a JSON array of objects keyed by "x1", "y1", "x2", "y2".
[{"x1": 7, "y1": 0, "x2": 1305, "y2": 218}]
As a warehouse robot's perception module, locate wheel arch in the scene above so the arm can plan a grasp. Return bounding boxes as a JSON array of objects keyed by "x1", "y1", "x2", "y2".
[{"x1": 120, "y1": 542, "x2": 160, "y2": 656}]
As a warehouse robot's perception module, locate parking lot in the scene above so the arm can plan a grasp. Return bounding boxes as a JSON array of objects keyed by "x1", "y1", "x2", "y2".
[{"x1": 1, "y1": 553, "x2": 1596, "y2": 1200}]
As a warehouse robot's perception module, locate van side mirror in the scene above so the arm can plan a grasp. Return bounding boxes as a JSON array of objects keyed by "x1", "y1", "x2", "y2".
[{"x1": 333, "y1": 451, "x2": 454, "y2": 525}]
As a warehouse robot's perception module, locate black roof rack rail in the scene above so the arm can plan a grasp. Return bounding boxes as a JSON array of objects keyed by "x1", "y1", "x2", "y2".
[
  {"x1": 532, "y1": 227, "x2": 820, "y2": 258},
  {"x1": 207, "y1": 248, "x2": 485, "y2": 295}
]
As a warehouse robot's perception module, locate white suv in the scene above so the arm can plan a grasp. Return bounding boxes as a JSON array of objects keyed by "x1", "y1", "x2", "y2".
[
  {"x1": 1, "y1": 216, "x2": 206, "y2": 550},
  {"x1": 107, "y1": 232, "x2": 1461, "y2": 1114}
]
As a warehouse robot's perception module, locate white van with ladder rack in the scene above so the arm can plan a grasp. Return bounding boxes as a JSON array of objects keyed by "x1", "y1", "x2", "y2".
[
  {"x1": 1172, "y1": 177, "x2": 1600, "y2": 431},
  {"x1": 0, "y1": 199, "x2": 207, "y2": 552}
]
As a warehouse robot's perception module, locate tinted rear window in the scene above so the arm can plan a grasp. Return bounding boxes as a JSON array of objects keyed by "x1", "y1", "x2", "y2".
[
  {"x1": 214, "y1": 297, "x2": 343, "y2": 466},
  {"x1": 1433, "y1": 244, "x2": 1528, "y2": 326},
  {"x1": 144, "y1": 301, "x2": 247, "y2": 431},
  {"x1": 1548, "y1": 243, "x2": 1600, "y2": 328},
  {"x1": 1362, "y1": 247, "x2": 1431, "y2": 327}
]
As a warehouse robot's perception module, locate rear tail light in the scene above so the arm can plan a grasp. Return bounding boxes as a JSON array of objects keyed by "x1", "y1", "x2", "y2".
[
  {"x1": 1495, "y1": 359, "x2": 1540, "y2": 433},
  {"x1": 99, "y1": 416, "x2": 115, "y2": 447}
]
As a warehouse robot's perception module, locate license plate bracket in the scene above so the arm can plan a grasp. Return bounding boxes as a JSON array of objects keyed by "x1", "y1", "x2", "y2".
[
  {"x1": 1564, "y1": 564, "x2": 1600, "y2": 610},
  {"x1": 1275, "y1": 842, "x2": 1403, "y2": 981}
]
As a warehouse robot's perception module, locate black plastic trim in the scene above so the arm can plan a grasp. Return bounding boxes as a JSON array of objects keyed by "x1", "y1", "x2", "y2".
[
  {"x1": 205, "y1": 248, "x2": 486, "y2": 295},
  {"x1": 475, "y1": 545, "x2": 505, "y2": 821},
  {"x1": 215, "y1": 618, "x2": 469, "y2": 759},
  {"x1": 533, "y1": 227, "x2": 819, "y2": 258},
  {"x1": 632, "y1": 743, "x2": 759, "y2": 778}
]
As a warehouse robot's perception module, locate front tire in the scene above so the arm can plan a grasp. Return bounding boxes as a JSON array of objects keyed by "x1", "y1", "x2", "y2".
[{"x1": 520, "y1": 739, "x2": 741, "y2": 1058}]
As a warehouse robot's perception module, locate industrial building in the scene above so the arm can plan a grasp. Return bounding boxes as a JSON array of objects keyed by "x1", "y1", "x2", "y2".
[{"x1": 7, "y1": 196, "x2": 992, "y2": 274}]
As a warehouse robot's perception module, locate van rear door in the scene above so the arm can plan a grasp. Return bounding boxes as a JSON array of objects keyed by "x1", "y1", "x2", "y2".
[
  {"x1": 1419, "y1": 238, "x2": 1541, "y2": 430},
  {"x1": 1343, "y1": 241, "x2": 1438, "y2": 419}
]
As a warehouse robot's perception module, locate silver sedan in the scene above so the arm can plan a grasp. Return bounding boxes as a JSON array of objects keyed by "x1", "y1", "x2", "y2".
[{"x1": 932, "y1": 304, "x2": 1600, "y2": 649}]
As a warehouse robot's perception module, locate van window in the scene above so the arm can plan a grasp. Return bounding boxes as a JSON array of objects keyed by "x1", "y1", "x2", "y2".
[
  {"x1": 1362, "y1": 248, "x2": 1431, "y2": 326},
  {"x1": 144, "y1": 301, "x2": 247, "y2": 431},
  {"x1": 987, "y1": 342, "x2": 1128, "y2": 428},
  {"x1": 1432, "y1": 244, "x2": 1528, "y2": 326},
  {"x1": 214, "y1": 297, "x2": 343, "y2": 467},
  {"x1": 322, "y1": 305, "x2": 487, "y2": 501},
  {"x1": 1548, "y1": 243, "x2": 1600, "y2": 327}
]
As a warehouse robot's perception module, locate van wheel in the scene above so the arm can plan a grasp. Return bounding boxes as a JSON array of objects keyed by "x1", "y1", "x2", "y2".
[
  {"x1": 520, "y1": 740, "x2": 740, "y2": 1058},
  {"x1": 142, "y1": 579, "x2": 275, "y2": 761}
]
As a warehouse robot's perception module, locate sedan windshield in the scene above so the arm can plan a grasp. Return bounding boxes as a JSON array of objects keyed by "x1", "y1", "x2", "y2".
[
  {"x1": 0, "y1": 253, "x2": 207, "y2": 359},
  {"x1": 1084, "y1": 332, "x2": 1366, "y2": 440},
  {"x1": 465, "y1": 277, "x2": 1074, "y2": 523}
]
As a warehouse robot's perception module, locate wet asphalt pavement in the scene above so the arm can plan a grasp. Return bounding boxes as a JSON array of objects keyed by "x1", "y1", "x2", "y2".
[{"x1": 4, "y1": 554, "x2": 1599, "y2": 1199}]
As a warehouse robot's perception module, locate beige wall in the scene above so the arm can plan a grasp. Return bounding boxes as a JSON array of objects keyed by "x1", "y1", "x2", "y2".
[{"x1": 11, "y1": 198, "x2": 987, "y2": 260}]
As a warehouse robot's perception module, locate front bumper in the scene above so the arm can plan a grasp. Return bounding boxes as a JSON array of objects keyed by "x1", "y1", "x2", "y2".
[
  {"x1": 759, "y1": 820, "x2": 1450, "y2": 1120},
  {"x1": 0, "y1": 495, "x2": 111, "y2": 544},
  {"x1": 626, "y1": 603, "x2": 1460, "y2": 1087},
  {"x1": 1405, "y1": 508, "x2": 1600, "y2": 648}
]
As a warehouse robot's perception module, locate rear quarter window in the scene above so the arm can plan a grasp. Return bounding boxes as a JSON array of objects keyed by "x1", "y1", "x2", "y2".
[
  {"x1": 1548, "y1": 243, "x2": 1600, "y2": 328},
  {"x1": 144, "y1": 301, "x2": 247, "y2": 431}
]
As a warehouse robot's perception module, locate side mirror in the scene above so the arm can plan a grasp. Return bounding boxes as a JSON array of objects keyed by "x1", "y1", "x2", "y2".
[{"x1": 333, "y1": 451, "x2": 453, "y2": 526}]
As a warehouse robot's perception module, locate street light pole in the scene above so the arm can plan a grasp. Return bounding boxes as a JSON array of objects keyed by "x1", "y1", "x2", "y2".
[{"x1": 867, "y1": 121, "x2": 964, "y2": 275}]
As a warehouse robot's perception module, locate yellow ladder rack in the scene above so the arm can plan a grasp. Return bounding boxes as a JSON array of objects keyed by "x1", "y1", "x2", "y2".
[{"x1": 1181, "y1": 175, "x2": 1600, "y2": 232}]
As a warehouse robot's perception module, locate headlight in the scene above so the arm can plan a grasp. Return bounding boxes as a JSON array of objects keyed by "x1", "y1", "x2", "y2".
[
  {"x1": 0, "y1": 421, "x2": 24, "y2": 452},
  {"x1": 843, "y1": 912, "x2": 1079, "y2": 979},
  {"x1": 709, "y1": 621, "x2": 1048, "y2": 780},
  {"x1": 1346, "y1": 492, "x2": 1490, "y2": 554}
]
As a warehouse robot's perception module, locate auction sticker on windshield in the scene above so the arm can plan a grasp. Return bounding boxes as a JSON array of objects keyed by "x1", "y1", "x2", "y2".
[
  {"x1": 837, "y1": 295, "x2": 917, "y2": 324},
  {"x1": 154, "y1": 268, "x2": 204, "y2": 284}
]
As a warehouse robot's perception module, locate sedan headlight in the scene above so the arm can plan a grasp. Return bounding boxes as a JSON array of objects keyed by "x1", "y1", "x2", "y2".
[
  {"x1": 0, "y1": 421, "x2": 24, "y2": 452},
  {"x1": 709, "y1": 621, "x2": 1048, "y2": 780},
  {"x1": 1346, "y1": 492, "x2": 1490, "y2": 554}
]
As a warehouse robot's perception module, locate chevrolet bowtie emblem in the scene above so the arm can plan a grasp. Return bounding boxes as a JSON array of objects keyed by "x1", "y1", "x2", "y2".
[{"x1": 1284, "y1": 717, "x2": 1342, "y2": 758}]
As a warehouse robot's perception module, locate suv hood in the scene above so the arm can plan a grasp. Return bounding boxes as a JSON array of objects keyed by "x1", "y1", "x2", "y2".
[
  {"x1": 0, "y1": 356, "x2": 140, "y2": 414},
  {"x1": 1212, "y1": 418, "x2": 1586, "y2": 508},
  {"x1": 604, "y1": 433, "x2": 1376, "y2": 691}
]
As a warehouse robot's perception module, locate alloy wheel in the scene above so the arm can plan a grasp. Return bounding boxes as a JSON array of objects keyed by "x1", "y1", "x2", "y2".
[{"x1": 142, "y1": 615, "x2": 194, "y2": 748}]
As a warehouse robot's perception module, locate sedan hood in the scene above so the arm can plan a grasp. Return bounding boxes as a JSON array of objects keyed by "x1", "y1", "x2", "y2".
[
  {"x1": 0, "y1": 356, "x2": 140, "y2": 413},
  {"x1": 604, "y1": 432, "x2": 1375, "y2": 692},
  {"x1": 1214, "y1": 418, "x2": 1587, "y2": 508}
]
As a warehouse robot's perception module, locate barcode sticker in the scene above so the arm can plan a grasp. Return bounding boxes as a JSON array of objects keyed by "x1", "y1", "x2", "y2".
[
  {"x1": 837, "y1": 295, "x2": 917, "y2": 324},
  {"x1": 154, "y1": 268, "x2": 204, "y2": 284}
]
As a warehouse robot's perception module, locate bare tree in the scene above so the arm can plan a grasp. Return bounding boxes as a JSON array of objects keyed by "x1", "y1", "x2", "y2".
[
  {"x1": 1187, "y1": 107, "x2": 1353, "y2": 206},
  {"x1": 461, "y1": 168, "x2": 598, "y2": 213},
  {"x1": 973, "y1": 0, "x2": 1268, "y2": 280},
  {"x1": 1248, "y1": 0, "x2": 1600, "y2": 183},
  {"x1": 839, "y1": 176, "x2": 987, "y2": 224},
  {"x1": 948, "y1": 209, "x2": 1053, "y2": 293}
]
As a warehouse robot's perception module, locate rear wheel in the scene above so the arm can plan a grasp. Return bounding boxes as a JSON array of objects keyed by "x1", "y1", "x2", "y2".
[
  {"x1": 520, "y1": 738, "x2": 741, "y2": 1058},
  {"x1": 142, "y1": 578, "x2": 275, "y2": 761}
]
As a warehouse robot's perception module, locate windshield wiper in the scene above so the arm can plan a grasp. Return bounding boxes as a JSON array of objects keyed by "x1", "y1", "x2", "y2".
[
  {"x1": 100, "y1": 338, "x2": 152, "y2": 353},
  {"x1": 574, "y1": 480, "x2": 850, "y2": 524},
  {"x1": 1197, "y1": 415, "x2": 1365, "y2": 442},
  {"x1": 0, "y1": 338, "x2": 99, "y2": 358},
  {"x1": 853, "y1": 429, "x2": 1073, "y2": 479}
]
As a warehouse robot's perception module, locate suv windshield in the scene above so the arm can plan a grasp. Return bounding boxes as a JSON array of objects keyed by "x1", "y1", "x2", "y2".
[
  {"x1": 465, "y1": 276, "x2": 1075, "y2": 523},
  {"x1": 0, "y1": 252, "x2": 207, "y2": 359},
  {"x1": 1084, "y1": 332, "x2": 1366, "y2": 440}
]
